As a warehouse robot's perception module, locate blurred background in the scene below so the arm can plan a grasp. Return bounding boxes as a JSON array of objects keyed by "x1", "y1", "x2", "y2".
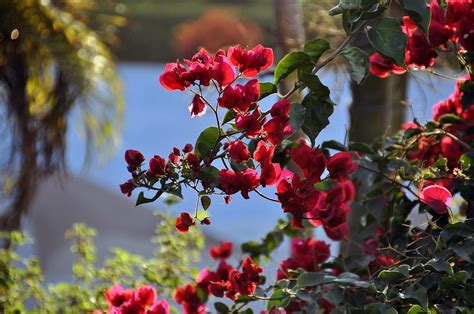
[{"x1": 0, "y1": 0, "x2": 458, "y2": 283}]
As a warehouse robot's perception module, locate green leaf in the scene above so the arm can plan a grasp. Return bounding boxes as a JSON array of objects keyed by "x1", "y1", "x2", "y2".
[
  {"x1": 267, "y1": 289, "x2": 291, "y2": 310},
  {"x1": 195, "y1": 126, "x2": 220, "y2": 159},
  {"x1": 400, "y1": 286, "x2": 428, "y2": 308},
  {"x1": 136, "y1": 190, "x2": 163, "y2": 206},
  {"x1": 274, "y1": 51, "x2": 312, "y2": 84},
  {"x1": 198, "y1": 166, "x2": 220, "y2": 187},
  {"x1": 301, "y1": 92, "x2": 334, "y2": 146},
  {"x1": 200, "y1": 195, "x2": 211, "y2": 210},
  {"x1": 437, "y1": 113, "x2": 463, "y2": 125},
  {"x1": 329, "y1": 0, "x2": 362, "y2": 15},
  {"x1": 297, "y1": 272, "x2": 326, "y2": 287},
  {"x1": 407, "y1": 305, "x2": 427, "y2": 314},
  {"x1": 222, "y1": 110, "x2": 236, "y2": 125},
  {"x1": 289, "y1": 102, "x2": 306, "y2": 131},
  {"x1": 439, "y1": 271, "x2": 469, "y2": 289},
  {"x1": 303, "y1": 38, "x2": 331, "y2": 63},
  {"x1": 348, "y1": 142, "x2": 375, "y2": 154},
  {"x1": 425, "y1": 257, "x2": 454, "y2": 275},
  {"x1": 259, "y1": 82, "x2": 278, "y2": 100},
  {"x1": 341, "y1": 47, "x2": 370, "y2": 84},
  {"x1": 314, "y1": 179, "x2": 338, "y2": 192},
  {"x1": 365, "y1": 303, "x2": 398, "y2": 314},
  {"x1": 400, "y1": 0, "x2": 431, "y2": 33},
  {"x1": 297, "y1": 71, "x2": 330, "y2": 97},
  {"x1": 367, "y1": 17, "x2": 407, "y2": 67},
  {"x1": 460, "y1": 152, "x2": 474, "y2": 171},
  {"x1": 378, "y1": 264, "x2": 410, "y2": 282},
  {"x1": 214, "y1": 302, "x2": 229, "y2": 313},
  {"x1": 321, "y1": 140, "x2": 348, "y2": 151}
]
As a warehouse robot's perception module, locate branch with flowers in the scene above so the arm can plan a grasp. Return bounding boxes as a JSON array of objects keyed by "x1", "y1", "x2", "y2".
[
  {"x1": 112, "y1": 1, "x2": 474, "y2": 313},
  {"x1": 2, "y1": 0, "x2": 474, "y2": 313}
]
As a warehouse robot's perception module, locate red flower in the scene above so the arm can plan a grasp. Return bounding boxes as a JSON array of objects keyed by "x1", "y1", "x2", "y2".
[
  {"x1": 270, "y1": 99, "x2": 291, "y2": 118},
  {"x1": 291, "y1": 238, "x2": 330, "y2": 268},
  {"x1": 260, "y1": 163, "x2": 281, "y2": 187},
  {"x1": 174, "y1": 284, "x2": 207, "y2": 314},
  {"x1": 239, "y1": 168, "x2": 260, "y2": 199},
  {"x1": 189, "y1": 94, "x2": 207, "y2": 118},
  {"x1": 429, "y1": 0, "x2": 454, "y2": 47},
  {"x1": 227, "y1": 44, "x2": 274, "y2": 77},
  {"x1": 458, "y1": 8, "x2": 474, "y2": 51},
  {"x1": 253, "y1": 140, "x2": 275, "y2": 165},
  {"x1": 291, "y1": 143, "x2": 326, "y2": 182},
  {"x1": 324, "y1": 223, "x2": 349, "y2": 241},
  {"x1": 218, "y1": 79, "x2": 260, "y2": 112},
  {"x1": 219, "y1": 169, "x2": 241, "y2": 195},
  {"x1": 125, "y1": 149, "x2": 145, "y2": 169},
  {"x1": 419, "y1": 185, "x2": 452, "y2": 214},
  {"x1": 263, "y1": 116, "x2": 292, "y2": 145},
  {"x1": 134, "y1": 285, "x2": 157, "y2": 307},
  {"x1": 149, "y1": 155, "x2": 166, "y2": 176},
  {"x1": 404, "y1": 17, "x2": 438, "y2": 68},
  {"x1": 159, "y1": 62, "x2": 191, "y2": 91},
  {"x1": 327, "y1": 152, "x2": 358, "y2": 180},
  {"x1": 175, "y1": 212, "x2": 195, "y2": 233},
  {"x1": 105, "y1": 284, "x2": 133, "y2": 308},
  {"x1": 148, "y1": 300, "x2": 170, "y2": 314},
  {"x1": 369, "y1": 52, "x2": 406, "y2": 78},
  {"x1": 210, "y1": 241, "x2": 233, "y2": 260},
  {"x1": 211, "y1": 54, "x2": 236, "y2": 87},
  {"x1": 227, "y1": 140, "x2": 250, "y2": 163},
  {"x1": 120, "y1": 180, "x2": 135, "y2": 197},
  {"x1": 235, "y1": 108, "x2": 263, "y2": 138}
]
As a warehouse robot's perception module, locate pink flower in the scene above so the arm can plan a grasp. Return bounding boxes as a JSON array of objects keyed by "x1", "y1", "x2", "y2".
[{"x1": 419, "y1": 185, "x2": 452, "y2": 214}]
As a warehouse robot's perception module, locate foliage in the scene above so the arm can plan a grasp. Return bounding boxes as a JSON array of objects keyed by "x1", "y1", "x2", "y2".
[
  {"x1": 0, "y1": 213, "x2": 203, "y2": 312},
  {"x1": 0, "y1": 0, "x2": 124, "y2": 234}
]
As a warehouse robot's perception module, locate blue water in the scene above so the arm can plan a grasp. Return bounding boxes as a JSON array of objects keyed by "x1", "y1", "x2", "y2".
[{"x1": 65, "y1": 63, "x2": 457, "y2": 245}]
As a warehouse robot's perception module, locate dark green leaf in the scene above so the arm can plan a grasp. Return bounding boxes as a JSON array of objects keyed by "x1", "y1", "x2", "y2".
[
  {"x1": 329, "y1": 0, "x2": 362, "y2": 15},
  {"x1": 259, "y1": 82, "x2": 278, "y2": 100},
  {"x1": 378, "y1": 264, "x2": 410, "y2": 282},
  {"x1": 301, "y1": 92, "x2": 334, "y2": 146},
  {"x1": 348, "y1": 142, "x2": 375, "y2": 154},
  {"x1": 195, "y1": 126, "x2": 220, "y2": 159},
  {"x1": 400, "y1": 0, "x2": 431, "y2": 33},
  {"x1": 365, "y1": 303, "x2": 398, "y2": 314},
  {"x1": 303, "y1": 38, "x2": 331, "y2": 63},
  {"x1": 367, "y1": 17, "x2": 407, "y2": 66},
  {"x1": 274, "y1": 52, "x2": 312, "y2": 84},
  {"x1": 135, "y1": 190, "x2": 163, "y2": 206},
  {"x1": 200, "y1": 195, "x2": 211, "y2": 210},
  {"x1": 297, "y1": 71, "x2": 330, "y2": 97},
  {"x1": 341, "y1": 47, "x2": 370, "y2": 84},
  {"x1": 321, "y1": 140, "x2": 348, "y2": 151},
  {"x1": 297, "y1": 272, "x2": 326, "y2": 287},
  {"x1": 437, "y1": 113, "x2": 463, "y2": 125},
  {"x1": 289, "y1": 103, "x2": 306, "y2": 131},
  {"x1": 400, "y1": 286, "x2": 428, "y2": 308},
  {"x1": 425, "y1": 257, "x2": 453, "y2": 275},
  {"x1": 198, "y1": 166, "x2": 220, "y2": 187},
  {"x1": 214, "y1": 302, "x2": 229, "y2": 313}
]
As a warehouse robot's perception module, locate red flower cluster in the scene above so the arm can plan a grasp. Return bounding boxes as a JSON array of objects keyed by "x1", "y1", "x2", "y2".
[
  {"x1": 404, "y1": 76, "x2": 473, "y2": 173},
  {"x1": 276, "y1": 141, "x2": 357, "y2": 237},
  {"x1": 103, "y1": 284, "x2": 169, "y2": 314},
  {"x1": 277, "y1": 237, "x2": 331, "y2": 280},
  {"x1": 419, "y1": 184, "x2": 453, "y2": 214},
  {"x1": 370, "y1": 0, "x2": 474, "y2": 78},
  {"x1": 159, "y1": 45, "x2": 273, "y2": 118},
  {"x1": 175, "y1": 243, "x2": 263, "y2": 313}
]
